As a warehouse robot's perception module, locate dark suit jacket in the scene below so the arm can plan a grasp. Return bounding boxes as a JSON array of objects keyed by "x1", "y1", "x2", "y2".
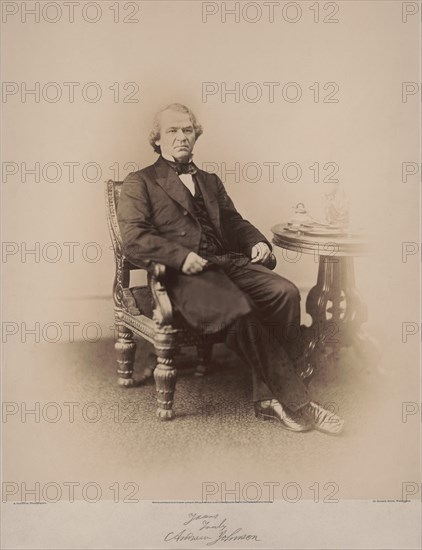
[{"x1": 117, "y1": 156, "x2": 271, "y2": 333}]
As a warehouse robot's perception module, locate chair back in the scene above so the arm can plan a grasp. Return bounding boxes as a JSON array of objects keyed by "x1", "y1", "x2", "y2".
[
  {"x1": 105, "y1": 179, "x2": 124, "y2": 251},
  {"x1": 105, "y1": 180, "x2": 142, "y2": 305}
]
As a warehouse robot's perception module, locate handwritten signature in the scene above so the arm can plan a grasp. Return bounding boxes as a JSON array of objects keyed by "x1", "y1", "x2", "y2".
[{"x1": 164, "y1": 513, "x2": 260, "y2": 546}]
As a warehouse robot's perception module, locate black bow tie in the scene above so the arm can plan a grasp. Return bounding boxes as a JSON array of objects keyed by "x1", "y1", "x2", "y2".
[{"x1": 164, "y1": 158, "x2": 198, "y2": 176}]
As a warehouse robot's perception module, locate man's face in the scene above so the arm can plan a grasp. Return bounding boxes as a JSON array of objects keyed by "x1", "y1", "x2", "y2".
[{"x1": 155, "y1": 109, "x2": 196, "y2": 162}]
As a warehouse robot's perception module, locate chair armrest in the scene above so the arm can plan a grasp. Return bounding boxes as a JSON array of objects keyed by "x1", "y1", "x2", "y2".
[
  {"x1": 149, "y1": 262, "x2": 174, "y2": 326},
  {"x1": 151, "y1": 262, "x2": 167, "y2": 283}
]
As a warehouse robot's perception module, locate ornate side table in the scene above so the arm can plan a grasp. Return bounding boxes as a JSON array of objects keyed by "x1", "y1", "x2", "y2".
[{"x1": 271, "y1": 224, "x2": 375, "y2": 380}]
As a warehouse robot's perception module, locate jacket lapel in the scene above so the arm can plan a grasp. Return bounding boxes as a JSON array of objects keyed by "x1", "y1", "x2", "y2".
[
  {"x1": 153, "y1": 156, "x2": 223, "y2": 239},
  {"x1": 154, "y1": 157, "x2": 196, "y2": 218}
]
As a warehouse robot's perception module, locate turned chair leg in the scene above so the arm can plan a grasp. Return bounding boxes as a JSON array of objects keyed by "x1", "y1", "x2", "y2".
[
  {"x1": 153, "y1": 327, "x2": 178, "y2": 420},
  {"x1": 195, "y1": 342, "x2": 213, "y2": 377},
  {"x1": 115, "y1": 325, "x2": 136, "y2": 387}
]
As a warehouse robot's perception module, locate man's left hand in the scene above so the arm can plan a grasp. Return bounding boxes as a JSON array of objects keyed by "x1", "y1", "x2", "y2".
[{"x1": 251, "y1": 242, "x2": 271, "y2": 264}]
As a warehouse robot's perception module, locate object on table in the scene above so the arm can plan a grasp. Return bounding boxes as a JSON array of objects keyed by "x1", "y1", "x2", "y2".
[
  {"x1": 286, "y1": 195, "x2": 363, "y2": 237},
  {"x1": 322, "y1": 182, "x2": 350, "y2": 226},
  {"x1": 287, "y1": 202, "x2": 313, "y2": 229}
]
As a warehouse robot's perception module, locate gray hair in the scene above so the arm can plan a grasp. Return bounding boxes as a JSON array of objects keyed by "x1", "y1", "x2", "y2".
[{"x1": 149, "y1": 103, "x2": 203, "y2": 154}]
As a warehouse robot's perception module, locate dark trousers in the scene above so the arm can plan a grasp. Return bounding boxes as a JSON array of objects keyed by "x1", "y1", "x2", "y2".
[
  {"x1": 220, "y1": 262, "x2": 310, "y2": 411},
  {"x1": 168, "y1": 258, "x2": 310, "y2": 411}
]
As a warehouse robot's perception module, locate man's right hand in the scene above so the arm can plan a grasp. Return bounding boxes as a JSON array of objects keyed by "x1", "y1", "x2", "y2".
[{"x1": 181, "y1": 252, "x2": 208, "y2": 275}]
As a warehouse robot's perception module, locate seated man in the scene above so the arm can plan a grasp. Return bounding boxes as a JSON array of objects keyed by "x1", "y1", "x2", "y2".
[{"x1": 117, "y1": 103, "x2": 344, "y2": 435}]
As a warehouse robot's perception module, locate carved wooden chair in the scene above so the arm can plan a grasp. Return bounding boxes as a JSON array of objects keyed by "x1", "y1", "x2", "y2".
[{"x1": 105, "y1": 179, "x2": 225, "y2": 420}]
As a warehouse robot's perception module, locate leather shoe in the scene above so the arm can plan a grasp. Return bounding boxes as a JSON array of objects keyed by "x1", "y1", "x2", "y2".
[
  {"x1": 301, "y1": 401, "x2": 344, "y2": 435},
  {"x1": 254, "y1": 399, "x2": 313, "y2": 432}
]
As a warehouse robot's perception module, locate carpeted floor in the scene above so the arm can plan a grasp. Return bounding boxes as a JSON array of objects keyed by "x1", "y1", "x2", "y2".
[{"x1": 2, "y1": 327, "x2": 419, "y2": 502}]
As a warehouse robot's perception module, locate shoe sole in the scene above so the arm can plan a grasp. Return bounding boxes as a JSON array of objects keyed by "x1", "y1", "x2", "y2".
[
  {"x1": 313, "y1": 422, "x2": 345, "y2": 435},
  {"x1": 254, "y1": 409, "x2": 313, "y2": 432}
]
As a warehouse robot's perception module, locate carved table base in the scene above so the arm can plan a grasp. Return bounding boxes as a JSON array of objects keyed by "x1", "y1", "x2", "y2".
[{"x1": 300, "y1": 256, "x2": 374, "y2": 381}]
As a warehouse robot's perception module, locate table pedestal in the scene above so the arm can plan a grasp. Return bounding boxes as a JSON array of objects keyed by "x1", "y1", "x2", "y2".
[
  {"x1": 271, "y1": 223, "x2": 379, "y2": 381},
  {"x1": 299, "y1": 256, "x2": 375, "y2": 380}
]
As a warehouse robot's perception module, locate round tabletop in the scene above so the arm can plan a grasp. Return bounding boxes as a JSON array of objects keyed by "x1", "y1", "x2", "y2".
[{"x1": 271, "y1": 223, "x2": 369, "y2": 257}]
